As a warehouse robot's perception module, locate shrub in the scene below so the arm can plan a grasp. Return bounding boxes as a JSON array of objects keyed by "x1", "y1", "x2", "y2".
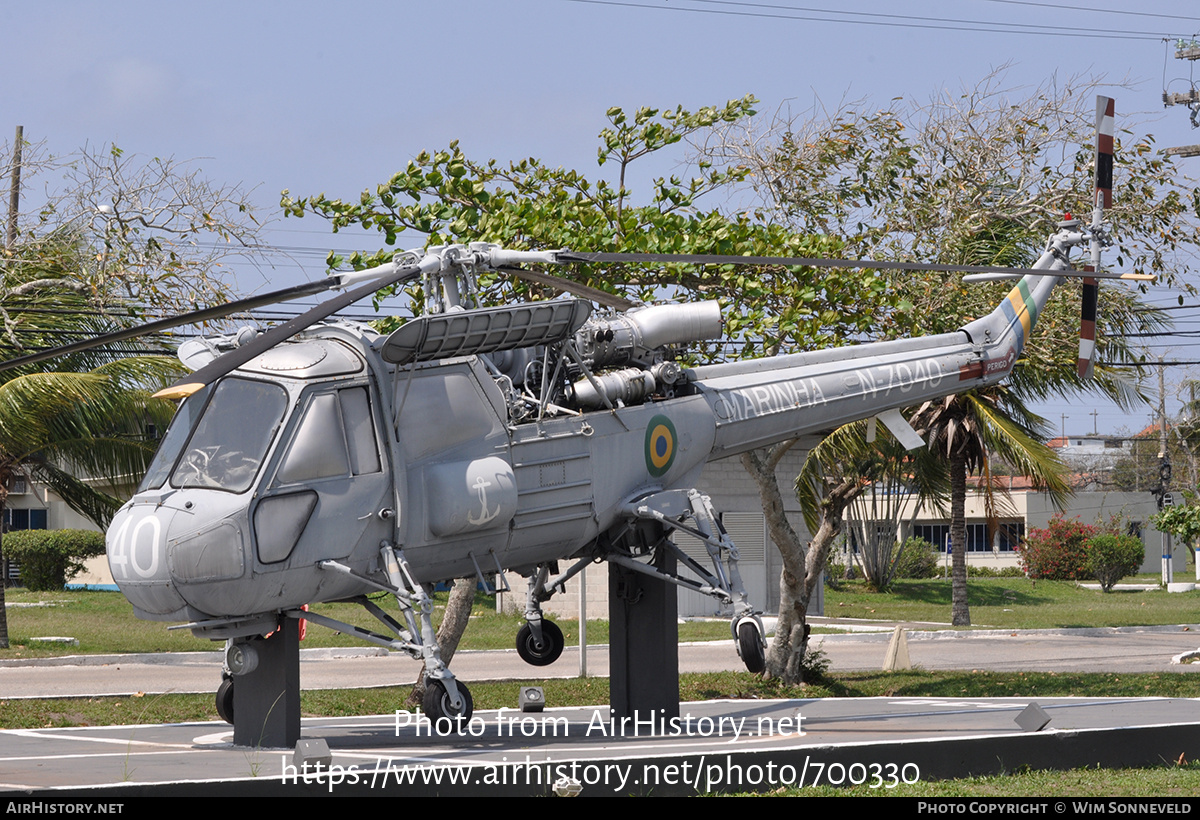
[
  {"x1": 969, "y1": 565, "x2": 1025, "y2": 578},
  {"x1": 2, "y1": 529, "x2": 106, "y2": 591},
  {"x1": 893, "y1": 536, "x2": 940, "y2": 579},
  {"x1": 1085, "y1": 533, "x2": 1144, "y2": 592},
  {"x1": 1016, "y1": 516, "x2": 1097, "y2": 580}
]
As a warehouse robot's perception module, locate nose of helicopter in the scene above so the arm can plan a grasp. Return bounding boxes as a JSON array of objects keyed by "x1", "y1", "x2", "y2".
[
  {"x1": 106, "y1": 490, "x2": 250, "y2": 621},
  {"x1": 106, "y1": 499, "x2": 187, "y2": 619}
]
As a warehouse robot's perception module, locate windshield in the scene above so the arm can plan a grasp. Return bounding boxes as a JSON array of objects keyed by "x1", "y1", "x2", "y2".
[
  {"x1": 167, "y1": 378, "x2": 289, "y2": 493},
  {"x1": 139, "y1": 384, "x2": 214, "y2": 491}
]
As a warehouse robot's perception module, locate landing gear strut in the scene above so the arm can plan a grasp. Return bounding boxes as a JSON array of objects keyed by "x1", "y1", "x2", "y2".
[{"x1": 516, "y1": 564, "x2": 567, "y2": 667}]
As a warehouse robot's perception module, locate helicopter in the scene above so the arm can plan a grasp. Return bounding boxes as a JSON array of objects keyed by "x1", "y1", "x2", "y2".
[{"x1": 2, "y1": 96, "x2": 1142, "y2": 729}]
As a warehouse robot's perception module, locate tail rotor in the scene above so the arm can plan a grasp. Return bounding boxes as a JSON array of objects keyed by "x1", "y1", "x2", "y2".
[{"x1": 1078, "y1": 95, "x2": 1115, "y2": 380}]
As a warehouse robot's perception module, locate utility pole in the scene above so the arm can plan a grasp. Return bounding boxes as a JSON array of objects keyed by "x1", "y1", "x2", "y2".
[
  {"x1": 1165, "y1": 40, "x2": 1200, "y2": 149},
  {"x1": 6, "y1": 125, "x2": 21, "y2": 250},
  {"x1": 1158, "y1": 357, "x2": 1174, "y2": 584}
]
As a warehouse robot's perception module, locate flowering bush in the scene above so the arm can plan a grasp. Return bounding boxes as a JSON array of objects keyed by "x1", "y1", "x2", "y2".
[{"x1": 1016, "y1": 515, "x2": 1097, "y2": 580}]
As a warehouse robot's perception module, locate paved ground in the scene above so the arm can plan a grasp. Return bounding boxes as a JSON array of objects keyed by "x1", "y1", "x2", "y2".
[
  {"x1": 4, "y1": 622, "x2": 1200, "y2": 796},
  {"x1": 5, "y1": 695, "x2": 1200, "y2": 796},
  {"x1": 3, "y1": 621, "x2": 1199, "y2": 699}
]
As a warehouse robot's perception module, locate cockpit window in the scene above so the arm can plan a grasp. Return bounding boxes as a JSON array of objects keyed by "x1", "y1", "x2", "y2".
[
  {"x1": 169, "y1": 378, "x2": 289, "y2": 493},
  {"x1": 277, "y1": 393, "x2": 349, "y2": 483},
  {"x1": 275, "y1": 386, "x2": 381, "y2": 484},
  {"x1": 139, "y1": 383, "x2": 214, "y2": 491}
]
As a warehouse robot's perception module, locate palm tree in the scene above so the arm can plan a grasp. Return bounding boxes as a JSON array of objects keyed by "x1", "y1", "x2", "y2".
[
  {"x1": 797, "y1": 419, "x2": 949, "y2": 592},
  {"x1": 0, "y1": 359, "x2": 180, "y2": 649},
  {"x1": 897, "y1": 212, "x2": 1149, "y2": 626},
  {"x1": 908, "y1": 386, "x2": 1070, "y2": 625},
  {"x1": 0, "y1": 240, "x2": 181, "y2": 648}
]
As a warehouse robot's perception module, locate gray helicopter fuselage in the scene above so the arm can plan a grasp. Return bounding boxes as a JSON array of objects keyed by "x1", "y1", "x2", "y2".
[{"x1": 106, "y1": 229, "x2": 1070, "y2": 637}]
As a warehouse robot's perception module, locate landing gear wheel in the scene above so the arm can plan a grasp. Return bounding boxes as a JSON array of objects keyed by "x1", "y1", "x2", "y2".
[
  {"x1": 422, "y1": 679, "x2": 474, "y2": 729},
  {"x1": 216, "y1": 677, "x2": 235, "y2": 724},
  {"x1": 516, "y1": 620, "x2": 565, "y2": 667},
  {"x1": 737, "y1": 620, "x2": 765, "y2": 674}
]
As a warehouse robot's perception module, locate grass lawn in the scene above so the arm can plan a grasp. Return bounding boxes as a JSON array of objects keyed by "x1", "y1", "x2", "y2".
[
  {"x1": 0, "y1": 588, "x2": 732, "y2": 658},
  {"x1": 822, "y1": 575, "x2": 1200, "y2": 629},
  {"x1": 4, "y1": 575, "x2": 1199, "y2": 659}
]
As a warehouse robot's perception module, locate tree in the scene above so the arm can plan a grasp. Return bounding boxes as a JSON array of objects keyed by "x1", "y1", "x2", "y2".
[
  {"x1": 0, "y1": 330, "x2": 180, "y2": 648},
  {"x1": 3, "y1": 139, "x2": 264, "y2": 313},
  {"x1": 0, "y1": 237, "x2": 183, "y2": 649},
  {"x1": 0, "y1": 135, "x2": 237, "y2": 646},
  {"x1": 797, "y1": 419, "x2": 946, "y2": 594},
  {"x1": 282, "y1": 98, "x2": 894, "y2": 356},
  {"x1": 1085, "y1": 533, "x2": 1144, "y2": 592},
  {"x1": 1151, "y1": 502, "x2": 1200, "y2": 567},
  {"x1": 701, "y1": 69, "x2": 1200, "y2": 288},
  {"x1": 909, "y1": 388, "x2": 1070, "y2": 624},
  {"x1": 698, "y1": 71, "x2": 1183, "y2": 641}
]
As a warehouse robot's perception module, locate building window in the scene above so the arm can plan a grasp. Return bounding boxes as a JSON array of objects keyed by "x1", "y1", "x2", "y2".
[
  {"x1": 4, "y1": 509, "x2": 47, "y2": 531},
  {"x1": 913, "y1": 521, "x2": 1024, "y2": 552}
]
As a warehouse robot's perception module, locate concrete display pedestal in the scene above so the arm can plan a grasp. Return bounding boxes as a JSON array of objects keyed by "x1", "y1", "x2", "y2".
[
  {"x1": 608, "y1": 550, "x2": 680, "y2": 720},
  {"x1": 233, "y1": 621, "x2": 301, "y2": 748}
]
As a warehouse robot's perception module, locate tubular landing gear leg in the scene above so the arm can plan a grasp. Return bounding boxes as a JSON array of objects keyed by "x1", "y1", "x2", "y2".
[
  {"x1": 381, "y1": 545, "x2": 473, "y2": 726},
  {"x1": 622, "y1": 488, "x2": 767, "y2": 674}
]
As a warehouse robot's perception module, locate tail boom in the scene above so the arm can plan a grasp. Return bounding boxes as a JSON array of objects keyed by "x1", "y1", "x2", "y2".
[{"x1": 688, "y1": 226, "x2": 1082, "y2": 459}]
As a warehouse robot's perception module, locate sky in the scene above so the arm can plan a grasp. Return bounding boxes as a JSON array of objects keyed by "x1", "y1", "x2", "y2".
[{"x1": 6, "y1": 0, "x2": 1200, "y2": 437}]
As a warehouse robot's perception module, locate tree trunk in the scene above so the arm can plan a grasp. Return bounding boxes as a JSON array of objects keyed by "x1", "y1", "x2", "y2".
[
  {"x1": 0, "y1": 539, "x2": 8, "y2": 649},
  {"x1": 741, "y1": 446, "x2": 809, "y2": 682},
  {"x1": 406, "y1": 577, "x2": 476, "y2": 706},
  {"x1": 742, "y1": 444, "x2": 858, "y2": 684},
  {"x1": 950, "y1": 454, "x2": 971, "y2": 626},
  {"x1": 0, "y1": 492, "x2": 9, "y2": 649}
]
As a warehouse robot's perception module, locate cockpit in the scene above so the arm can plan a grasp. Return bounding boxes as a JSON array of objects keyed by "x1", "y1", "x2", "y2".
[{"x1": 139, "y1": 378, "x2": 289, "y2": 494}]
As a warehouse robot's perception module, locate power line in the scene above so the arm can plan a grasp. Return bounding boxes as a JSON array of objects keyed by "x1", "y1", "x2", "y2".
[
  {"x1": 977, "y1": 0, "x2": 1200, "y2": 26},
  {"x1": 560, "y1": 0, "x2": 1189, "y2": 40},
  {"x1": 1108, "y1": 360, "x2": 1200, "y2": 367},
  {"x1": 685, "y1": 0, "x2": 1183, "y2": 38}
]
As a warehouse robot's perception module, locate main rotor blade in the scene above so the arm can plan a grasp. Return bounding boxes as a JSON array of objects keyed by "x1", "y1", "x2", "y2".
[
  {"x1": 556, "y1": 251, "x2": 1146, "y2": 280},
  {"x1": 0, "y1": 277, "x2": 339, "y2": 374},
  {"x1": 497, "y1": 266, "x2": 635, "y2": 310},
  {"x1": 154, "y1": 262, "x2": 424, "y2": 399}
]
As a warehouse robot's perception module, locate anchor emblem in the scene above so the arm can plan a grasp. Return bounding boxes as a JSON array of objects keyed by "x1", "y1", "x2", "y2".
[{"x1": 467, "y1": 474, "x2": 499, "y2": 526}]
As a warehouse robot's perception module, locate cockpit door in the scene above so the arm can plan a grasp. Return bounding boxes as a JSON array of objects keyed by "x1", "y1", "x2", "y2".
[{"x1": 251, "y1": 384, "x2": 390, "y2": 569}]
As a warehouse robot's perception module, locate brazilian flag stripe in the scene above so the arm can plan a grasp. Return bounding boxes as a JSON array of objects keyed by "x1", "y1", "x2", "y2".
[{"x1": 1002, "y1": 277, "x2": 1039, "y2": 348}]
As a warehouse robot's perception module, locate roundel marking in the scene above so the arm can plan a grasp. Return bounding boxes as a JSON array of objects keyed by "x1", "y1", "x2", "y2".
[{"x1": 645, "y1": 415, "x2": 677, "y2": 477}]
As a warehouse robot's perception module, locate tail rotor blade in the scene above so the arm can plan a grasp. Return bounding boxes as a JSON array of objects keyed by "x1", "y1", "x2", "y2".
[
  {"x1": 1079, "y1": 95, "x2": 1115, "y2": 380},
  {"x1": 1078, "y1": 267, "x2": 1098, "y2": 380}
]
